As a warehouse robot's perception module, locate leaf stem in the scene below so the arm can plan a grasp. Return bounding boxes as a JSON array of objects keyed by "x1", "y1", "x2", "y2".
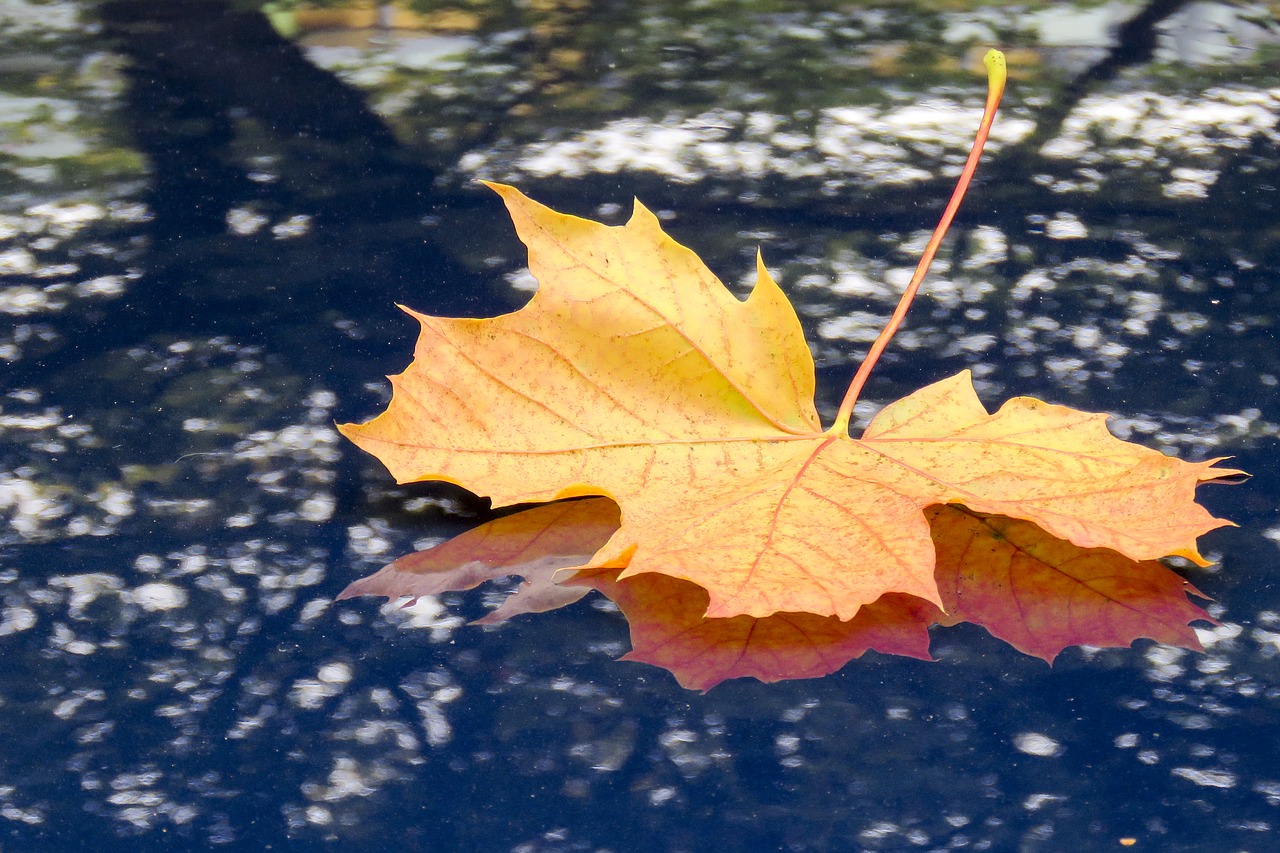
[{"x1": 830, "y1": 49, "x2": 1007, "y2": 436}]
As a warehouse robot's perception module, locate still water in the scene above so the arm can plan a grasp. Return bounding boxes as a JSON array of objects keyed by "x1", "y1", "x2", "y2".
[{"x1": 2, "y1": 1, "x2": 1280, "y2": 850}]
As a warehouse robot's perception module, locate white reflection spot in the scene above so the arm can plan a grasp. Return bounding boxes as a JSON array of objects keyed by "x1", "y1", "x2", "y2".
[
  {"x1": 1013, "y1": 732, "x2": 1063, "y2": 757},
  {"x1": 0, "y1": 605, "x2": 36, "y2": 635},
  {"x1": 317, "y1": 662, "x2": 353, "y2": 685},
  {"x1": 131, "y1": 582, "x2": 188, "y2": 612},
  {"x1": 648, "y1": 786, "x2": 676, "y2": 806},
  {"x1": 1194, "y1": 622, "x2": 1243, "y2": 649},
  {"x1": 1045, "y1": 212, "x2": 1087, "y2": 239},
  {"x1": 1023, "y1": 793, "x2": 1064, "y2": 811},
  {"x1": 1172, "y1": 767, "x2": 1237, "y2": 789}
]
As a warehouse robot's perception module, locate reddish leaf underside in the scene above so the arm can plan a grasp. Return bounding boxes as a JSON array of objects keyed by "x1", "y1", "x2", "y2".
[
  {"x1": 570, "y1": 568, "x2": 936, "y2": 691},
  {"x1": 340, "y1": 497, "x2": 1217, "y2": 689},
  {"x1": 927, "y1": 505, "x2": 1213, "y2": 662},
  {"x1": 337, "y1": 498, "x2": 618, "y2": 623}
]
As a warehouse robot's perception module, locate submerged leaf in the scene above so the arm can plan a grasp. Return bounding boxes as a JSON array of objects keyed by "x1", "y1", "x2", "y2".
[
  {"x1": 340, "y1": 496, "x2": 1217, "y2": 689},
  {"x1": 571, "y1": 568, "x2": 935, "y2": 691},
  {"x1": 927, "y1": 505, "x2": 1214, "y2": 662},
  {"x1": 338, "y1": 498, "x2": 618, "y2": 622}
]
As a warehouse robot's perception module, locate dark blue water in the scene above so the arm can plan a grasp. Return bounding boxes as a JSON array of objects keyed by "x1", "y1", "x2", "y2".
[{"x1": 3, "y1": 2, "x2": 1280, "y2": 851}]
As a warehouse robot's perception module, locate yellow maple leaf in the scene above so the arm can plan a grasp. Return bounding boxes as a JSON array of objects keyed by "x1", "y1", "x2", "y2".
[{"x1": 339, "y1": 182, "x2": 1237, "y2": 623}]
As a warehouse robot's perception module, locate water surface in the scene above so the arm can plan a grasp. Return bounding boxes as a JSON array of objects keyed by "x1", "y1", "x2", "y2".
[{"x1": 2, "y1": 2, "x2": 1279, "y2": 850}]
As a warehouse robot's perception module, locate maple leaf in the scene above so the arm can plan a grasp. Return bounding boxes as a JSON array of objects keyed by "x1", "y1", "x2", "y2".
[
  {"x1": 337, "y1": 186, "x2": 1236, "y2": 623},
  {"x1": 337, "y1": 50, "x2": 1240, "y2": 688}
]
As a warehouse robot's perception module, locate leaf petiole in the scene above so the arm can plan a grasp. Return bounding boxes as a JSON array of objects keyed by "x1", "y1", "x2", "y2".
[{"x1": 830, "y1": 48, "x2": 1007, "y2": 436}]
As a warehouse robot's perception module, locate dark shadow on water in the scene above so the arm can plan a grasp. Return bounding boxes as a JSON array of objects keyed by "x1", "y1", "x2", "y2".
[{"x1": 20, "y1": 0, "x2": 517, "y2": 404}]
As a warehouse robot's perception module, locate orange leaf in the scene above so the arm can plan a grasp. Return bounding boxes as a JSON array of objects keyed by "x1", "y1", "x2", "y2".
[
  {"x1": 339, "y1": 185, "x2": 1238, "y2": 624},
  {"x1": 338, "y1": 498, "x2": 618, "y2": 623},
  {"x1": 569, "y1": 569, "x2": 936, "y2": 691},
  {"x1": 926, "y1": 504, "x2": 1214, "y2": 661}
]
